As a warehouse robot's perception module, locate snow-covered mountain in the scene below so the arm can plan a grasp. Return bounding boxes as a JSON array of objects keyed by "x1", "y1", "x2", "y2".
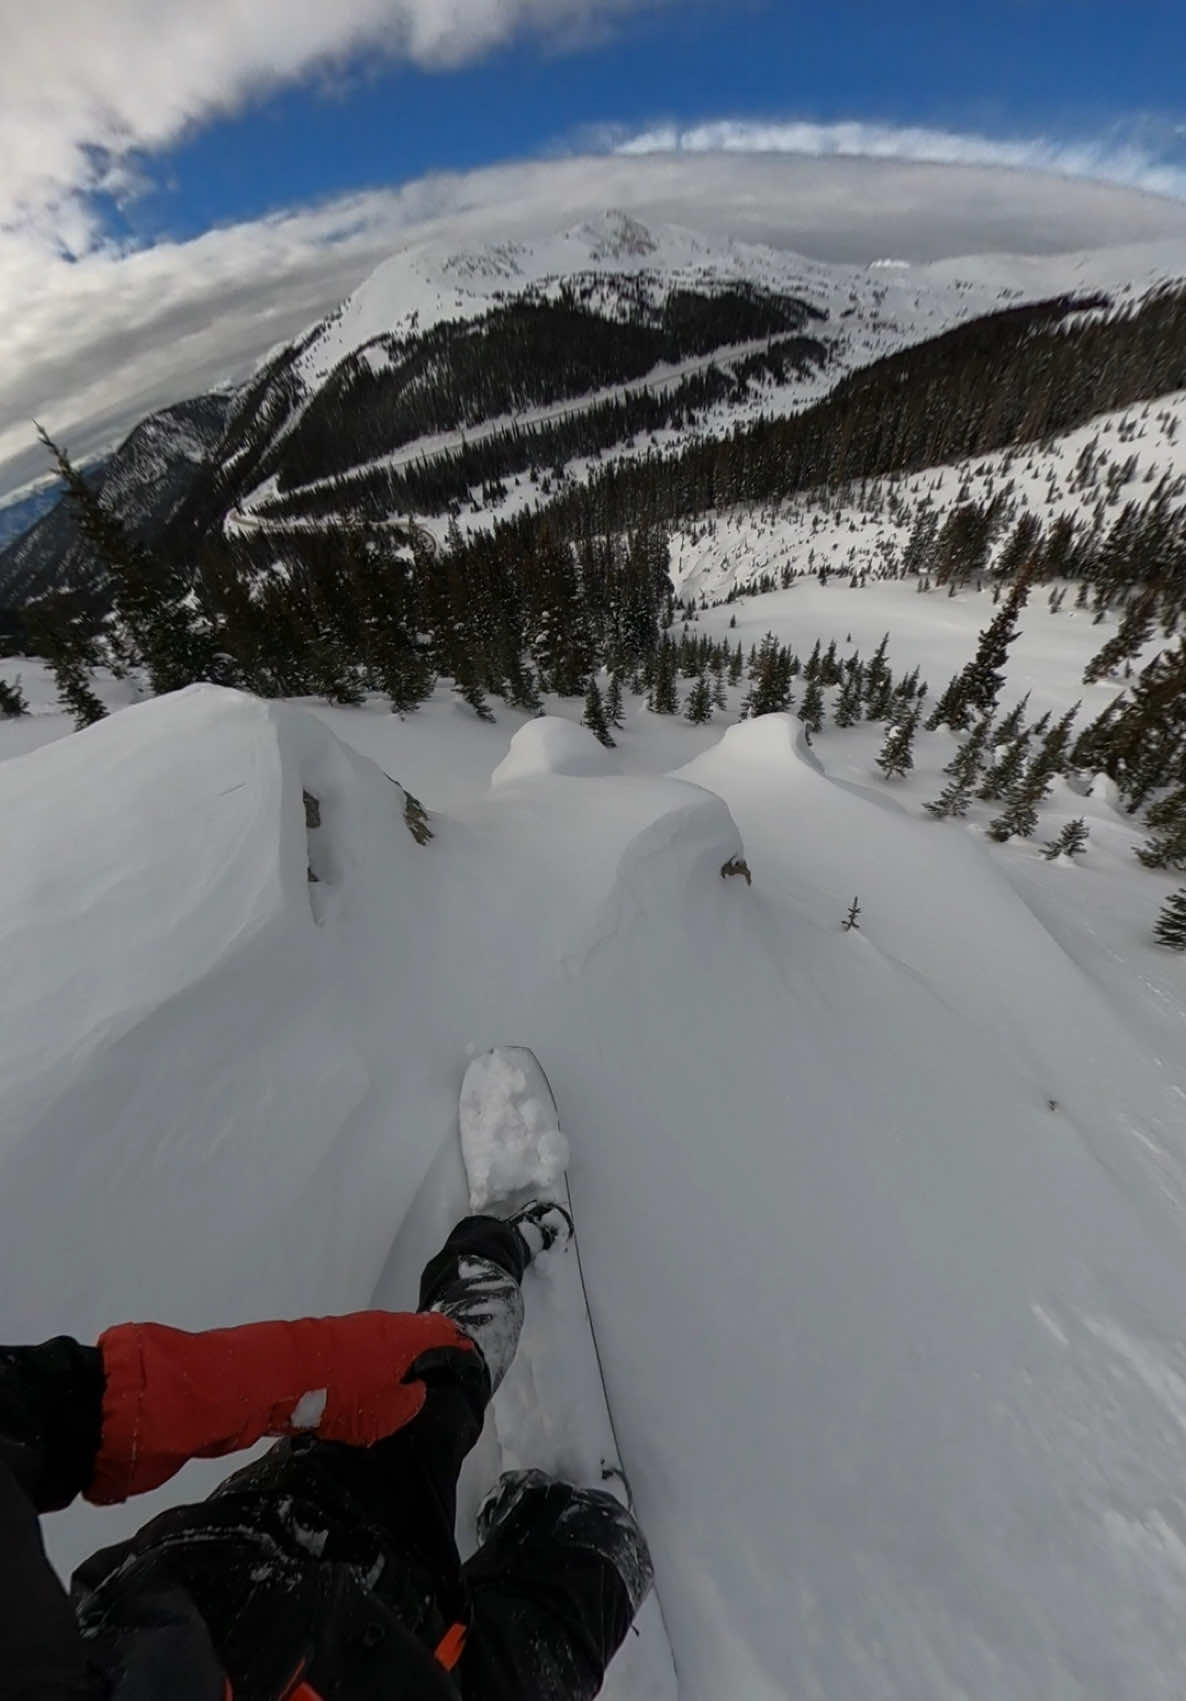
[
  {"x1": 9, "y1": 211, "x2": 1186, "y2": 603},
  {"x1": 0, "y1": 392, "x2": 234, "y2": 605}
]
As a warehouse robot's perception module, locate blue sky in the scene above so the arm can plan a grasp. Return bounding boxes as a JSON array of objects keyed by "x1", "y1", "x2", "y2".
[{"x1": 109, "y1": 0, "x2": 1186, "y2": 248}]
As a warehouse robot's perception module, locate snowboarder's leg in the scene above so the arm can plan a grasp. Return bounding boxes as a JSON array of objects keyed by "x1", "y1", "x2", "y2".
[
  {"x1": 212, "y1": 1216, "x2": 532, "y2": 1592},
  {"x1": 460, "y1": 1472, "x2": 654, "y2": 1701}
]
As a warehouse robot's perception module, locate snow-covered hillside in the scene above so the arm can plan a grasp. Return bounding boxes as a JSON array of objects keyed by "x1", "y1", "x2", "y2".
[
  {"x1": 672, "y1": 389, "x2": 1186, "y2": 605},
  {"x1": 4, "y1": 568, "x2": 1186, "y2": 1698}
]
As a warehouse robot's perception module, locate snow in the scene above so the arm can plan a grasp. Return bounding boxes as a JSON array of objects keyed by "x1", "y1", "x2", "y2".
[
  {"x1": 289, "y1": 1389, "x2": 328, "y2": 1431},
  {"x1": 3, "y1": 571, "x2": 1186, "y2": 1697},
  {"x1": 459, "y1": 1046, "x2": 570, "y2": 1210}
]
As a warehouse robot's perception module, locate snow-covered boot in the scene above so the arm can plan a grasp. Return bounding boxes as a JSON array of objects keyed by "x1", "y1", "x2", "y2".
[
  {"x1": 505, "y1": 1198, "x2": 573, "y2": 1265},
  {"x1": 475, "y1": 1467, "x2": 554, "y2": 1546}
]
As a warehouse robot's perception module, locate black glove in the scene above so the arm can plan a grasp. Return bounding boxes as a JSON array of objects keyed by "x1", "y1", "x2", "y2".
[{"x1": 0, "y1": 1339, "x2": 104, "y2": 1513}]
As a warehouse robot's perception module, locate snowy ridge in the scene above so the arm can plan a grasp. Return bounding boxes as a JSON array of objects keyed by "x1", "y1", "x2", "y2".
[{"x1": 297, "y1": 212, "x2": 1186, "y2": 395}]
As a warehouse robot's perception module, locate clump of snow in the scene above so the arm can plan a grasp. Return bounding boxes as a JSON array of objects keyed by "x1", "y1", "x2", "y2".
[
  {"x1": 460, "y1": 1049, "x2": 569, "y2": 1211},
  {"x1": 289, "y1": 1389, "x2": 328, "y2": 1430},
  {"x1": 490, "y1": 715, "x2": 618, "y2": 785}
]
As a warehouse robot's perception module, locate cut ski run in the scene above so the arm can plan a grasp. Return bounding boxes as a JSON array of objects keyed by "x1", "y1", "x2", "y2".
[{"x1": 369, "y1": 1046, "x2": 679, "y2": 1701}]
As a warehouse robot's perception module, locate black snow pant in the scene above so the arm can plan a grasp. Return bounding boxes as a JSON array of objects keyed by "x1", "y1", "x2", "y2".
[{"x1": 214, "y1": 1216, "x2": 653, "y2": 1701}]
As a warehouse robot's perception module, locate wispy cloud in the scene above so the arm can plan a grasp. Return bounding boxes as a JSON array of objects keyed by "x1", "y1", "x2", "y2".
[
  {"x1": 0, "y1": 0, "x2": 663, "y2": 260},
  {"x1": 605, "y1": 117, "x2": 1186, "y2": 201}
]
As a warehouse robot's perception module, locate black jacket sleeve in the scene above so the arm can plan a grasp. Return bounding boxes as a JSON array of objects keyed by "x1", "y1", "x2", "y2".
[{"x1": 0, "y1": 1340, "x2": 104, "y2": 1700}]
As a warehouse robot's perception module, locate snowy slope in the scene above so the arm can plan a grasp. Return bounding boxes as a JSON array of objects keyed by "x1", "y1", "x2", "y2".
[
  {"x1": 671, "y1": 389, "x2": 1186, "y2": 605},
  {"x1": 4, "y1": 579, "x2": 1186, "y2": 1698}
]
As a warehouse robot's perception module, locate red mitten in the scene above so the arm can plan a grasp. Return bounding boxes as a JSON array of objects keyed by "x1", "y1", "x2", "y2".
[{"x1": 89, "y1": 1311, "x2": 473, "y2": 1505}]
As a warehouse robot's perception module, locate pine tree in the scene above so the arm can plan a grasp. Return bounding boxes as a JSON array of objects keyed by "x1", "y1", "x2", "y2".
[
  {"x1": 987, "y1": 705, "x2": 1079, "y2": 841},
  {"x1": 728, "y1": 644, "x2": 744, "y2": 686},
  {"x1": 833, "y1": 660, "x2": 864, "y2": 728},
  {"x1": 711, "y1": 667, "x2": 728, "y2": 711},
  {"x1": 925, "y1": 671, "x2": 971, "y2": 733},
  {"x1": 606, "y1": 672, "x2": 625, "y2": 728},
  {"x1": 925, "y1": 714, "x2": 993, "y2": 818},
  {"x1": 798, "y1": 674, "x2": 825, "y2": 736},
  {"x1": 744, "y1": 633, "x2": 793, "y2": 718},
  {"x1": 648, "y1": 641, "x2": 680, "y2": 715},
  {"x1": 977, "y1": 728, "x2": 1031, "y2": 801},
  {"x1": 862, "y1": 633, "x2": 891, "y2": 716},
  {"x1": 685, "y1": 675, "x2": 714, "y2": 724},
  {"x1": 38, "y1": 425, "x2": 218, "y2": 695},
  {"x1": 957, "y1": 570, "x2": 1031, "y2": 714},
  {"x1": 1082, "y1": 588, "x2": 1158, "y2": 684},
  {"x1": 1136, "y1": 785, "x2": 1186, "y2": 870},
  {"x1": 0, "y1": 677, "x2": 26, "y2": 717},
  {"x1": 992, "y1": 693, "x2": 1031, "y2": 747},
  {"x1": 876, "y1": 707, "x2": 921, "y2": 779},
  {"x1": 54, "y1": 656, "x2": 108, "y2": 729},
  {"x1": 583, "y1": 676, "x2": 616, "y2": 746},
  {"x1": 455, "y1": 669, "x2": 495, "y2": 722},
  {"x1": 1043, "y1": 818, "x2": 1089, "y2": 860},
  {"x1": 1154, "y1": 888, "x2": 1186, "y2": 950}
]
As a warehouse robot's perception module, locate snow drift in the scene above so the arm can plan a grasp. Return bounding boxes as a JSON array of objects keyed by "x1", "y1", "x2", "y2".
[{"x1": 6, "y1": 689, "x2": 1186, "y2": 1699}]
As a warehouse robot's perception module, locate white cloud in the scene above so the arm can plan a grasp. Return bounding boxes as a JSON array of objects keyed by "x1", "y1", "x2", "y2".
[
  {"x1": 6, "y1": 148, "x2": 1186, "y2": 504},
  {"x1": 0, "y1": 0, "x2": 660, "y2": 257},
  {"x1": 609, "y1": 117, "x2": 1186, "y2": 201}
]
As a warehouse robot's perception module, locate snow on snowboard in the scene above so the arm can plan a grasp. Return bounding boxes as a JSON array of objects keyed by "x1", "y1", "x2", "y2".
[{"x1": 459, "y1": 1048, "x2": 678, "y2": 1701}]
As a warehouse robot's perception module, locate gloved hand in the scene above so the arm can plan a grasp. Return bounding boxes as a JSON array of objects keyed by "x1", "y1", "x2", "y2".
[{"x1": 89, "y1": 1310, "x2": 474, "y2": 1504}]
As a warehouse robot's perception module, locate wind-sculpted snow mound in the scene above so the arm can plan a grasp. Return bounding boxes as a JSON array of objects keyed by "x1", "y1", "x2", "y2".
[
  {"x1": 490, "y1": 715, "x2": 620, "y2": 784},
  {"x1": 0, "y1": 685, "x2": 437, "y2": 1338}
]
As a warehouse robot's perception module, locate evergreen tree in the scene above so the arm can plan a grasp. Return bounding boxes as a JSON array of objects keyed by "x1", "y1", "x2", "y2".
[
  {"x1": 1043, "y1": 818, "x2": 1089, "y2": 860},
  {"x1": 925, "y1": 714, "x2": 993, "y2": 818},
  {"x1": 994, "y1": 511, "x2": 1042, "y2": 581},
  {"x1": 53, "y1": 655, "x2": 108, "y2": 729},
  {"x1": 711, "y1": 667, "x2": 728, "y2": 711},
  {"x1": 454, "y1": 663, "x2": 495, "y2": 722},
  {"x1": 744, "y1": 633, "x2": 794, "y2": 718},
  {"x1": 833, "y1": 660, "x2": 864, "y2": 728},
  {"x1": 925, "y1": 671, "x2": 971, "y2": 733},
  {"x1": 876, "y1": 707, "x2": 921, "y2": 780},
  {"x1": 1154, "y1": 888, "x2": 1186, "y2": 949},
  {"x1": 903, "y1": 509, "x2": 939, "y2": 577},
  {"x1": 798, "y1": 674, "x2": 825, "y2": 736},
  {"x1": 992, "y1": 693, "x2": 1031, "y2": 746},
  {"x1": 1136, "y1": 785, "x2": 1186, "y2": 870},
  {"x1": 1082, "y1": 587, "x2": 1158, "y2": 684},
  {"x1": 648, "y1": 641, "x2": 680, "y2": 715},
  {"x1": 583, "y1": 676, "x2": 616, "y2": 746},
  {"x1": 0, "y1": 677, "x2": 26, "y2": 717},
  {"x1": 685, "y1": 674, "x2": 714, "y2": 724},
  {"x1": 862, "y1": 633, "x2": 891, "y2": 716},
  {"x1": 37, "y1": 425, "x2": 218, "y2": 695},
  {"x1": 977, "y1": 727, "x2": 1031, "y2": 802},
  {"x1": 957, "y1": 570, "x2": 1031, "y2": 714},
  {"x1": 606, "y1": 672, "x2": 625, "y2": 728},
  {"x1": 25, "y1": 594, "x2": 108, "y2": 730}
]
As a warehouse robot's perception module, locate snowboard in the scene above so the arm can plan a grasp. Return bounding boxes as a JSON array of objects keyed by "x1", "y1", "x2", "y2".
[{"x1": 458, "y1": 1047, "x2": 678, "y2": 1701}]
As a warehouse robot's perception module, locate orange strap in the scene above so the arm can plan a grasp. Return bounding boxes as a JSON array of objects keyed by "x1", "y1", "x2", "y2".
[{"x1": 434, "y1": 1622, "x2": 468, "y2": 1672}]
